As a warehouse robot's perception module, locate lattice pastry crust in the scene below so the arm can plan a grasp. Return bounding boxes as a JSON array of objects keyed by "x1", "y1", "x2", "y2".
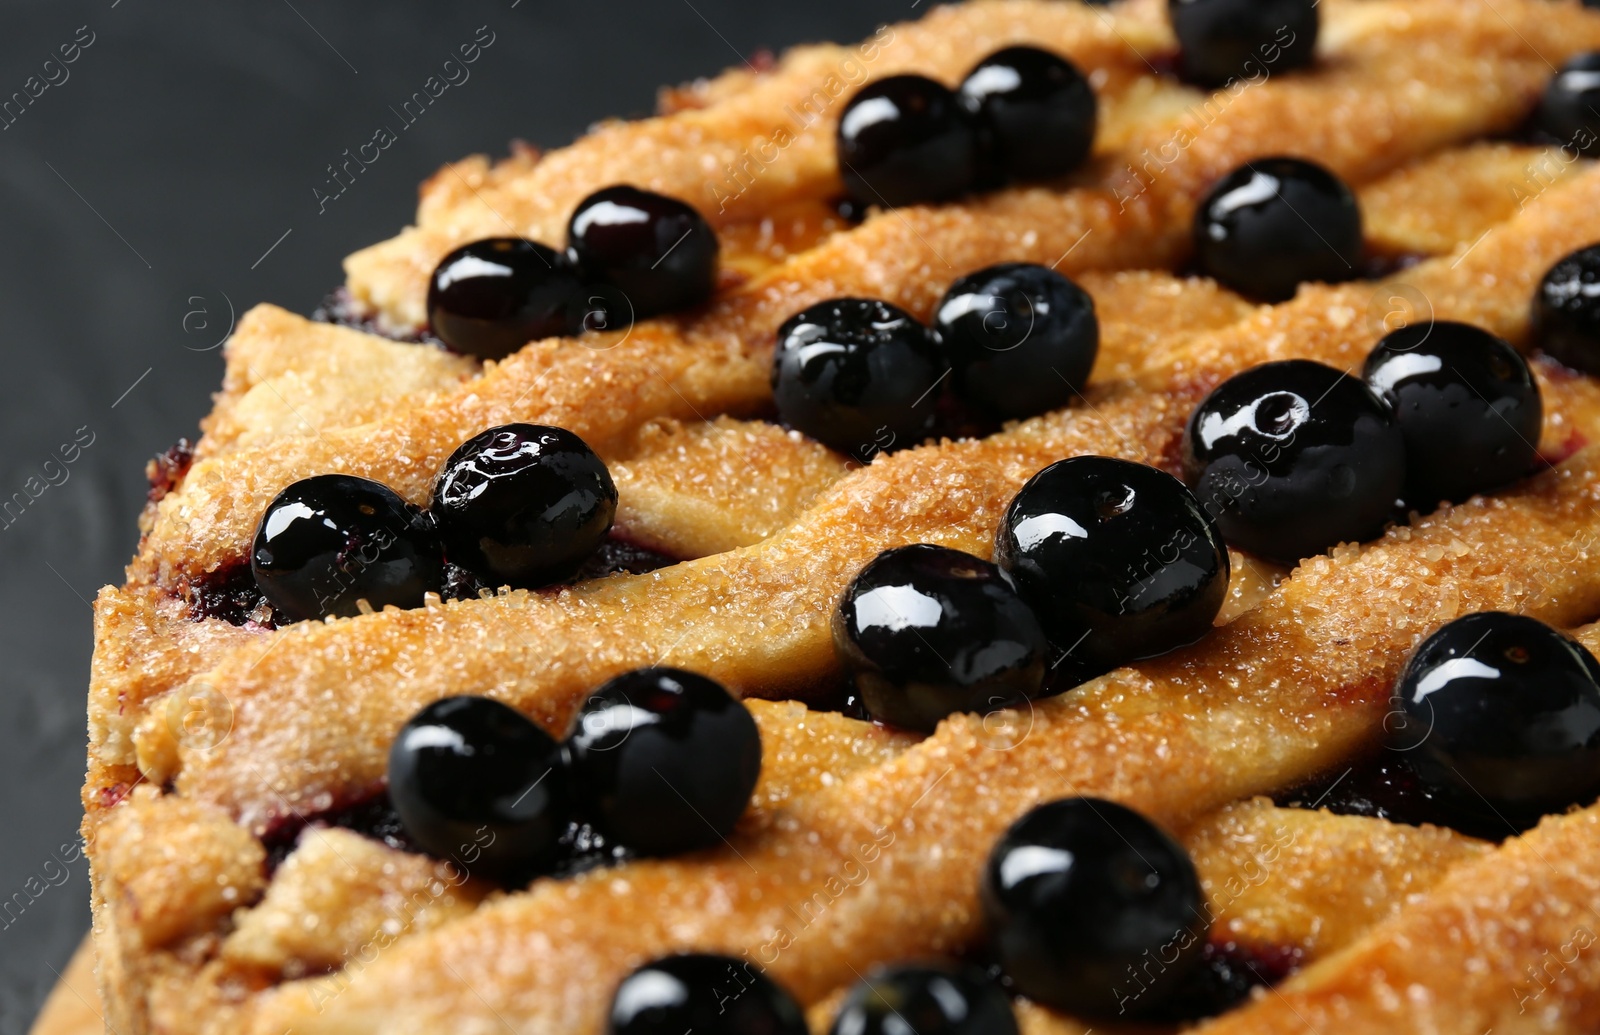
[{"x1": 84, "y1": 1, "x2": 1600, "y2": 1033}]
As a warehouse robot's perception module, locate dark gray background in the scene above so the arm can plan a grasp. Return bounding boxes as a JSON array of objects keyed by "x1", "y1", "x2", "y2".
[{"x1": 0, "y1": 2, "x2": 899, "y2": 1029}]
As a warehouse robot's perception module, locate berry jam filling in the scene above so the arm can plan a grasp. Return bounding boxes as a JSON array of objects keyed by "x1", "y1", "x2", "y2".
[
  {"x1": 183, "y1": 535, "x2": 678, "y2": 627},
  {"x1": 1276, "y1": 750, "x2": 1527, "y2": 842},
  {"x1": 183, "y1": 561, "x2": 276, "y2": 629},
  {"x1": 1360, "y1": 250, "x2": 1426, "y2": 279},
  {"x1": 146, "y1": 438, "x2": 194, "y2": 505},
  {"x1": 311, "y1": 287, "x2": 439, "y2": 346},
  {"x1": 1135, "y1": 940, "x2": 1306, "y2": 1022},
  {"x1": 570, "y1": 536, "x2": 677, "y2": 580}
]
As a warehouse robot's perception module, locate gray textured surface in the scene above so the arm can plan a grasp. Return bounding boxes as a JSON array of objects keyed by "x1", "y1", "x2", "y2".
[{"x1": 0, "y1": 2, "x2": 889, "y2": 1029}]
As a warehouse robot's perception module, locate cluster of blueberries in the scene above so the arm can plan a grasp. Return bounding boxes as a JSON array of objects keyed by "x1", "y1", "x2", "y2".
[
  {"x1": 386, "y1": 667, "x2": 762, "y2": 881},
  {"x1": 835, "y1": 0, "x2": 1334, "y2": 214},
  {"x1": 771, "y1": 264, "x2": 1099, "y2": 460},
  {"x1": 249, "y1": 423, "x2": 621, "y2": 623},
  {"x1": 834, "y1": 44, "x2": 1097, "y2": 209},
  {"x1": 424, "y1": 184, "x2": 719, "y2": 360},
  {"x1": 833, "y1": 455, "x2": 1227, "y2": 732}
]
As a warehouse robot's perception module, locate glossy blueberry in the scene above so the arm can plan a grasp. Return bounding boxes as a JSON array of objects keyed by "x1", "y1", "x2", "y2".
[
  {"x1": 568, "y1": 668, "x2": 761, "y2": 856},
  {"x1": 1181, "y1": 360, "x2": 1405, "y2": 564},
  {"x1": 1532, "y1": 243, "x2": 1600, "y2": 376},
  {"x1": 995, "y1": 457, "x2": 1228, "y2": 671},
  {"x1": 1391, "y1": 612, "x2": 1600, "y2": 825},
  {"x1": 933, "y1": 263, "x2": 1100, "y2": 419},
  {"x1": 982, "y1": 797, "x2": 1208, "y2": 1018},
  {"x1": 1533, "y1": 52, "x2": 1600, "y2": 157},
  {"x1": 1193, "y1": 158, "x2": 1362, "y2": 303},
  {"x1": 957, "y1": 46, "x2": 1097, "y2": 182},
  {"x1": 833, "y1": 544, "x2": 1049, "y2": 733},
  {"x1": 829, "y1": 962, "x2": 1019, "y2": 1035},
  {"x1": 608, "y1": 954, "x2": 808, "y2": 1035},
  {"x1": 430, "y1": 424, "x2": 617, "y2": 588},
  {"x1": 1363, "y1": 321, "x2": 1542, "y2": 508},
  {"x1": 387, "y1": 696, "x2": 571, "y2": 880},
  {"x1": 1168, "y1": 0, "x2": 1319, "y2": 88},
  {"x1": 771, "y1": 298, "x2": 948, "y2": 460},
  {"x1": 837, "y1": 75, "x2": 979, "y2": 209},
  {"x1": 567, "y1": 185, "x2": 719, "y2": 319},
  {"x1": 426, "y1": 238, "x2": 588, "y2": 359},
  {"x1": 251, "y1": 474, "x2": 442, "y2": 622}
]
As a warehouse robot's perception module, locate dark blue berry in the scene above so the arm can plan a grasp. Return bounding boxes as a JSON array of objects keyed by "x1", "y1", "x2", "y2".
[
  {"x1": 387, "y1": 696, "x2": 571, "y2": 881},
  {"x1": 829, "y1": 963, "x2": 1019, "y2": 1035},
  {"x1": 567, "y1": 186, "x2": 719, "y2": 319},
  {"x1": 933, "y1": 263, "x2": 1099, "y2": 419},
  {"x1": 426, "y1": 238, "x2": 588, "y2": 359},
  {"x1": 957, "y1": 46, "x2": 1097, "y2": 183},
  {"x1": 607, "y1": 954, "x2": 807, "y2": 1035},
  {"x1": 1181, "y1": 359, "x2": 1405, "y2": 565},
  {"x1": 995, "y1": 456, "x2": 1228, "y2": 672},
  {"x1": 251, "y1": 474, "x2": 442, "y2": 622},
  {"x1": 771, "y1": 298, "x2": 948, "y2": 460},
  {"x1": 568, "y1": 668, "x2": 761, "y2": 856},
  {"x1": 1533, "y1": 53, "x2": 1600, "y2": 156},
  {"x1": 837, "y1": 75, "x2": 979, "y2": 209},
  {"x1": 1533, "y1": 243, "x2": 1600, "y2": 376},
  {"x1": 833, "y1": 544, "x2": 1049, "y2": 733},
  {"x1": 1363, "y1": 321, "x2": 1542, "y2": 508},
  {"x1": 982, "y1": 797, "x2": 1208, "y2": 1018},
  {"x1": 1193, "y1": 158, "x2": 1362, "y2": 303},
  {"x1": 430, "y1": 424, "x2": 617, "y2": 588},
  {"x1": 1391, "y1": 612, "x2": 1600, "y2": 826},
  {"x1": 1168, "y1": 0, "x2": 1319, "y2": 88}
]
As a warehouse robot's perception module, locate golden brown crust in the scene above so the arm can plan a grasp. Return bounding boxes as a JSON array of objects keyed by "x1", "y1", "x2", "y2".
[
  {"x1": 1360, "y1": 143, "x2": 1592, "y2": 259},
  {"x1": 219, "y1": 828, "x2": 489, "y2": 978},
  {"x1": 199, "y1": 307, "x2": 476, "y2": 460},
  {"x1": 93, "y1": 788, "x2": 265, "y2": 953},
  {"x1": 1182, "y1": 798, "x2": 1489, "y2": 961},
  {"x1": 1195, "y1": 804, "x2": 1600, "y2": 1035}
]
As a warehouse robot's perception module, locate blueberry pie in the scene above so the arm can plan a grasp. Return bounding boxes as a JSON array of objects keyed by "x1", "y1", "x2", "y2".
[{"x1": 80, "y1": 1, "x2": 1600, "y2": 1033}]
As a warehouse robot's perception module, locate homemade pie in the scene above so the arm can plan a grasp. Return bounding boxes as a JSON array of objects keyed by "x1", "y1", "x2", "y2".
[{"x1": 82, "y1": 0, "x2": 1600, "y2": 1032}]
